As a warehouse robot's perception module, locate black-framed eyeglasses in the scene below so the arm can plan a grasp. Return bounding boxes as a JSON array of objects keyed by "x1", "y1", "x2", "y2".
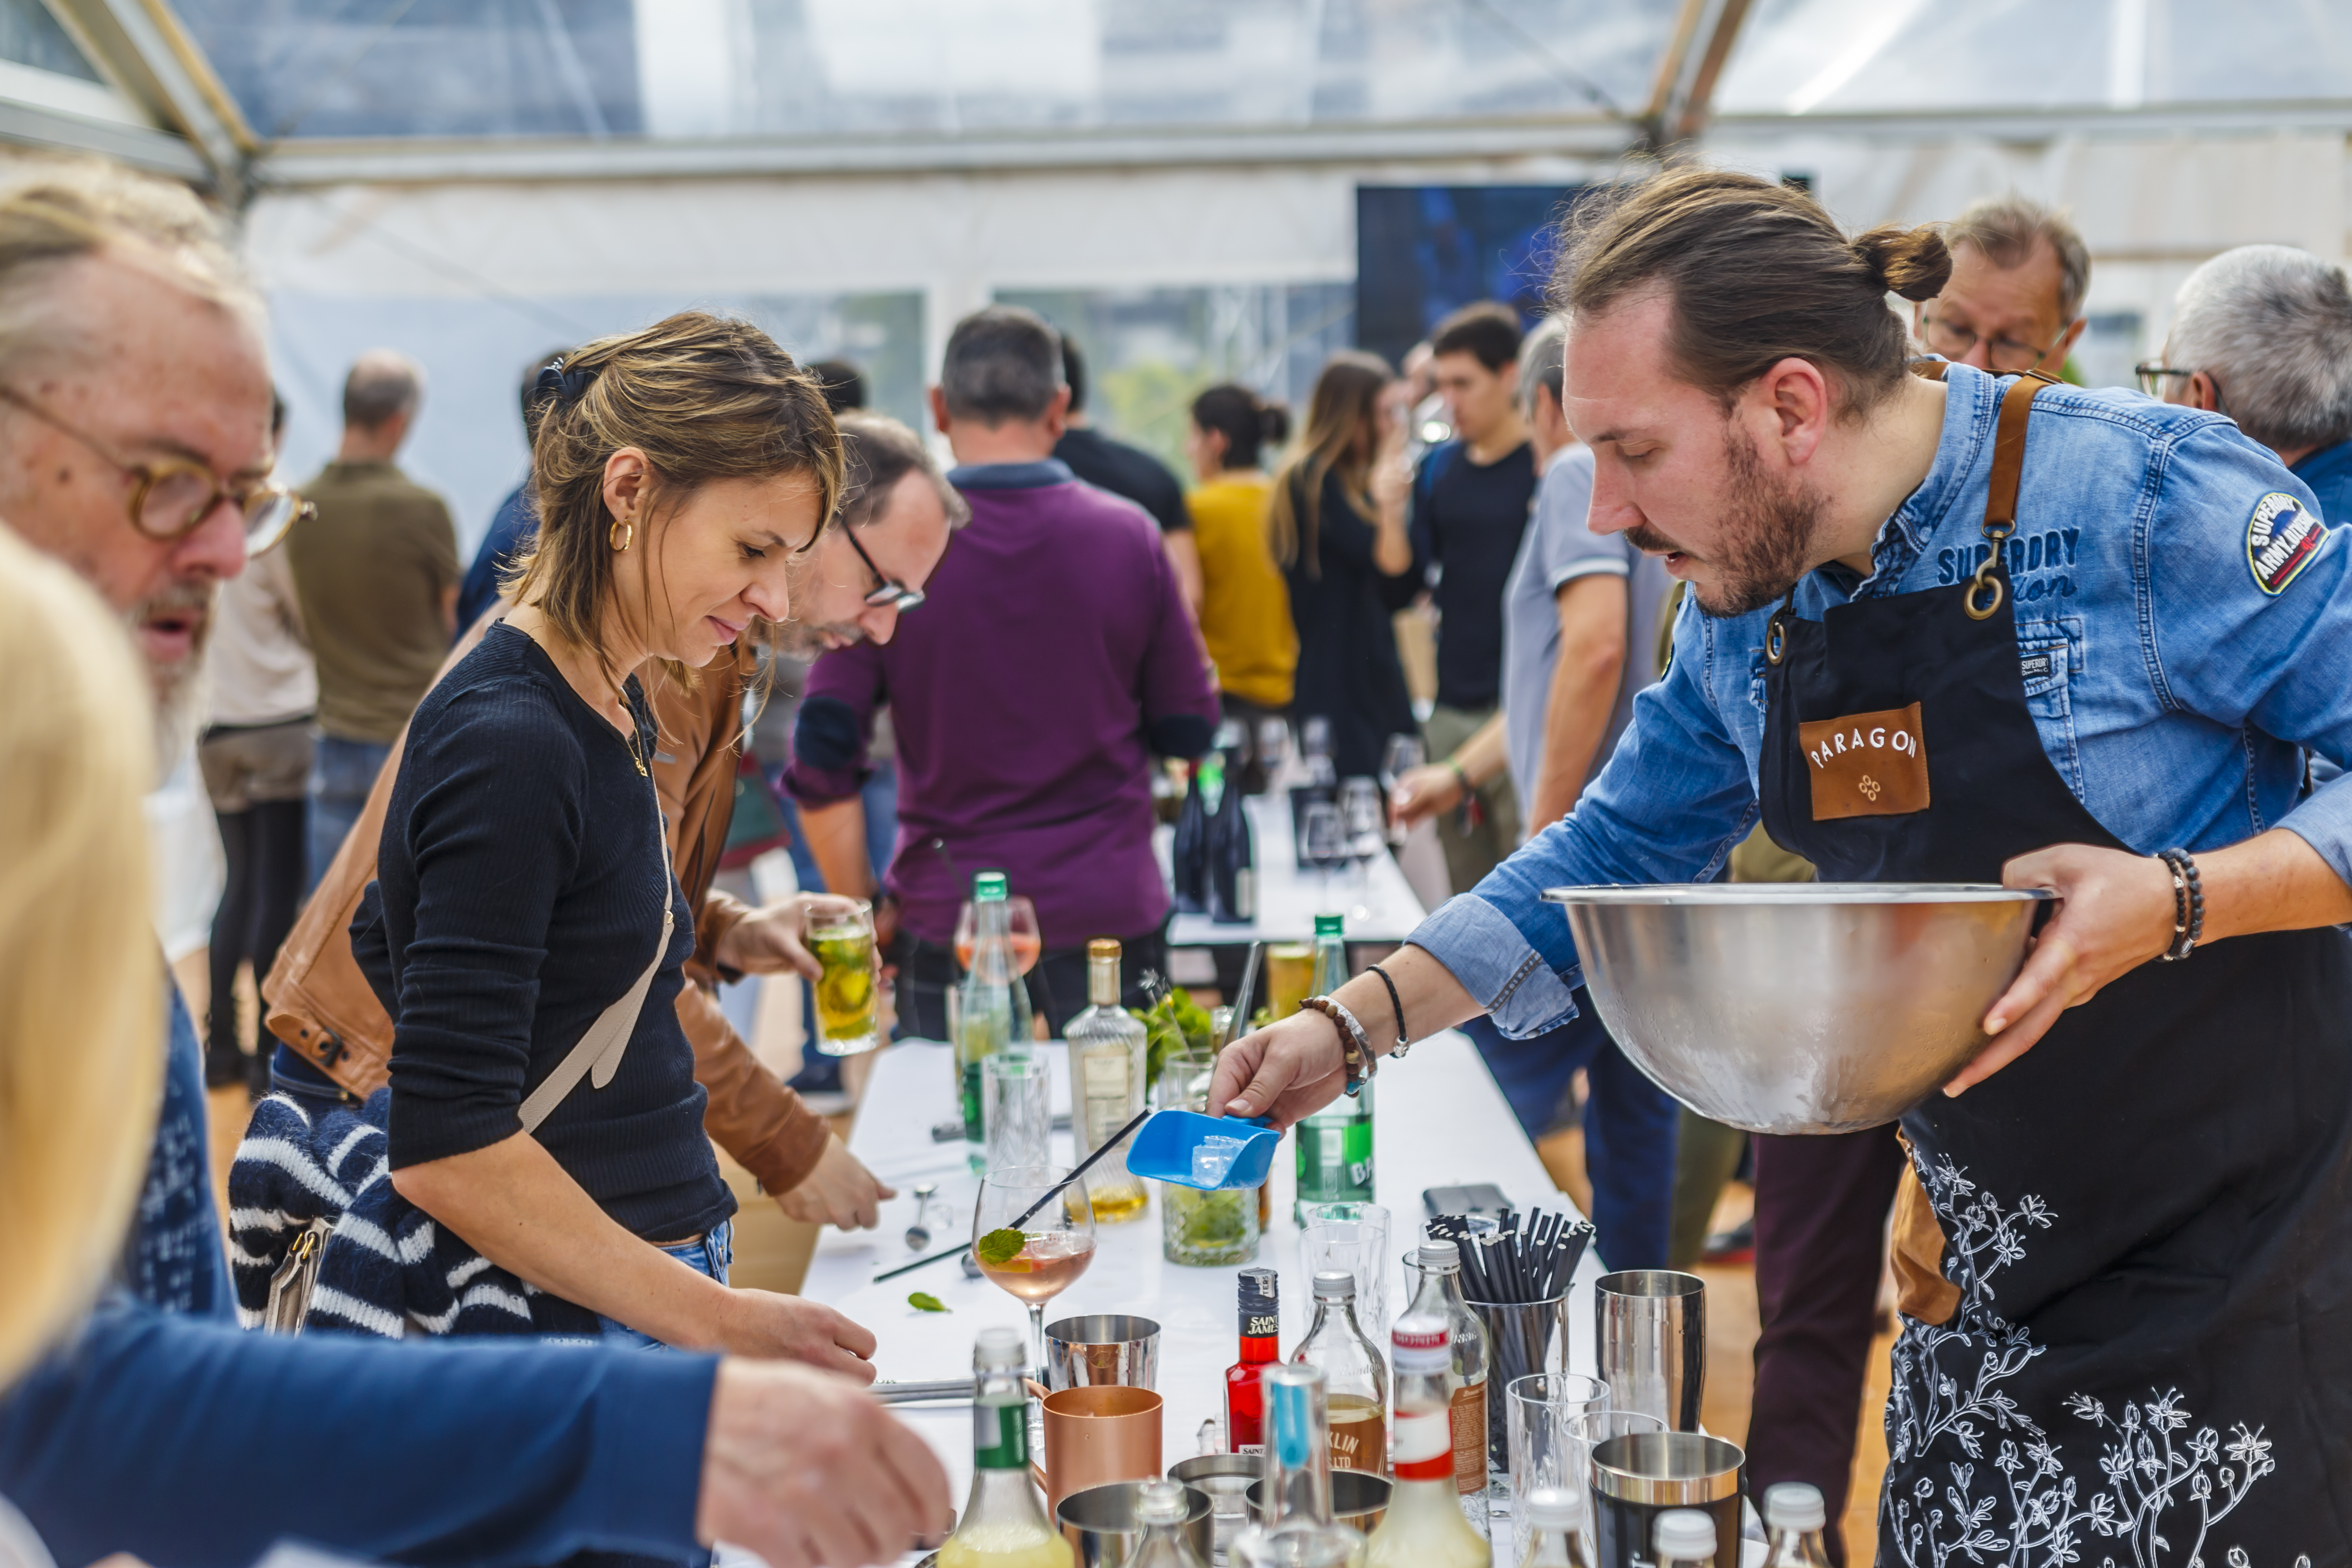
[
  {"x1": 0, "y1": 384, "x2": 313, "y2": 553},
  {"x1": 839, "y1": 521, "x2": 925, "y2": 613},
  {"x1": 2134, "y1": 362, "x2": 2229, "y2": 414},
  {"x1": 1919, "y1": 308, "x2": 2070, "y2": 373}
]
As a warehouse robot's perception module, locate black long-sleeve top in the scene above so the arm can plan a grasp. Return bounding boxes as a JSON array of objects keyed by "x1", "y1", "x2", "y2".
[
  {"x1": 357, "y1": 623, "x2": 732, "y2": 1244},
  {"x1": 1283, "y1": 467, "x2": 1419, "y2": 779}
]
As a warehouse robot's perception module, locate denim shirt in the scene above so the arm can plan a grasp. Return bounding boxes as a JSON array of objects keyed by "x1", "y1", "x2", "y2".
[{"x1": 1412, "y1": 363, "x2": 2352, "y2": 1037}]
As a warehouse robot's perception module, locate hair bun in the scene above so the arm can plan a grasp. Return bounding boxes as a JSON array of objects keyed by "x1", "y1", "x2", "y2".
[
  {"x1": 1852, "y1": 224, "x2": 1951, "y2": 303},
  {"x1": 1259, "y1": 402, "x2": 1292, "y2": 449}
]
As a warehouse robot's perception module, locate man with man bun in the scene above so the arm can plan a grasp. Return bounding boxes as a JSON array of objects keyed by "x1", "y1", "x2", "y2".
[{"x1": 1215, "y1": 167, "x2": 2352, "y2": 1558}]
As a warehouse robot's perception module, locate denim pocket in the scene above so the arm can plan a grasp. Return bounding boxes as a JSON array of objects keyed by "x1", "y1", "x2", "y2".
[{"x1": 2016, "y1": 621, "x2": 2084, "y2": 799}]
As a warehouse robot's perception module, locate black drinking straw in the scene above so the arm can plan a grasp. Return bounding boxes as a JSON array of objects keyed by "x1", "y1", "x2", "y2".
[{"x1": 1012, "y1": 1107, "x2": 1154, "y2": 1228}]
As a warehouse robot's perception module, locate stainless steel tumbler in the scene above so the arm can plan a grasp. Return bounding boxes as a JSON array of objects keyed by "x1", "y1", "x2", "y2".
[{"x1": 1594, "y1": 1270, "x2": 1705, "y2": 1432}]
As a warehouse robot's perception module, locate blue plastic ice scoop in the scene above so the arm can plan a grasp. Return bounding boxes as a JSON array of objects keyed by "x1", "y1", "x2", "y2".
[{"x1": 1126, "y1": 1109, "x2": 1279, "y2": 1190}]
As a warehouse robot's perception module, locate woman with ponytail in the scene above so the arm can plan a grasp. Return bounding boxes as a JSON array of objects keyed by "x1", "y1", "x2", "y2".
[
  {"x1": 366, "y1": 311, "x2": 875, "y2": 1363},
  {"x1": 1183, "y1": 382, "x2": 1298, "y2": 726},
  {"x1": 1215, "y1": 167, "x2": 2352, "y2": 1560}
]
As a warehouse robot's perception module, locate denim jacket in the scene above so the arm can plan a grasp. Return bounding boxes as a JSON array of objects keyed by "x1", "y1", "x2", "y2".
[{"x1": 1412, "y1": 363, "x2": 2352, "y2": 1037}]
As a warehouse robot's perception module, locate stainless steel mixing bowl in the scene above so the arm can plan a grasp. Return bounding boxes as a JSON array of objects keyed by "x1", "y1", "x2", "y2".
[{"x1": 1541, "y1": 883, "x2": 2052, "y2": 1134}]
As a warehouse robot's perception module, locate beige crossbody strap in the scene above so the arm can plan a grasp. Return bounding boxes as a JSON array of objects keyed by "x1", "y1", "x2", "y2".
[{"x1": 516, "y1": 823, "x2": 676, "y2": 1136}]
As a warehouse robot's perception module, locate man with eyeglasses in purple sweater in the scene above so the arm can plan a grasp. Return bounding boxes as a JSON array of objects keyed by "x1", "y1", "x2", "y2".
[{"x1": 787, "y1": 305, "x2": 1220, "y2": 1039}]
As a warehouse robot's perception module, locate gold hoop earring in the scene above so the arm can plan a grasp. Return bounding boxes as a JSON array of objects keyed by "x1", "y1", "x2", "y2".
[{"x1": 609, "y1": 518, "x2": 633, "y2": 552}]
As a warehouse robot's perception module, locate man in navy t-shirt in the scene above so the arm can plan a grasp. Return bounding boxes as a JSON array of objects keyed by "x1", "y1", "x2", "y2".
[{"x1": 1411, "y1": 300, "x2": 1539, "y2": 893}]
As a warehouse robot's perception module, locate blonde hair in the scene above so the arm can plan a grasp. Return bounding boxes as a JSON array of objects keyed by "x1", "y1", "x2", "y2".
[
  {"x1": 0, "y1": 524, "x2": 160, "y2": 1387},
  {"x1": 1268, "y1": 350, "x2": 1392, "y2": 577},
  {"x1": 0, "y1": 154, "x2": 251, "y2": 374},
  {"x1": 506, "y1": 310, "x2": 844, "y2": 695}
]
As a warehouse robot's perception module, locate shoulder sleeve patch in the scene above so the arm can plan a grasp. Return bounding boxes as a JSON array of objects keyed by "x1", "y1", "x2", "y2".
[{"x1": 2246, "y1": 491, "x2": 2330, "y2": 595}]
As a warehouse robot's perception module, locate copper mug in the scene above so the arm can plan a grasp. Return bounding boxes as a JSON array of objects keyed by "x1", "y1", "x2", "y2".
[{"x1": 1024, "y1": 1379, "x2": 1164, "y2": 1516}]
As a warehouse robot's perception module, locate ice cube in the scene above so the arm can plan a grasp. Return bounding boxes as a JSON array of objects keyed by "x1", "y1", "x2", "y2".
[{"x1": 1192, "y1": 1139, "x2": 1240, "y2": 1185}]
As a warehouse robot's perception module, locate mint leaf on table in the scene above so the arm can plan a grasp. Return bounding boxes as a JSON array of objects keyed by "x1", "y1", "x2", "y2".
[
  {"x1": 907, "y1": 1292, "x2": 949, "y2": 1313},
  {"x1": 975, "y1": 1227, "x2": 1028, "y2": 1267}
]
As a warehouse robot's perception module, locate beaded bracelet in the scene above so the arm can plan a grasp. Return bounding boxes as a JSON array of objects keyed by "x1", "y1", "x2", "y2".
[
  {"x1": 2156, "y1": 847, "x2": 2204, "y2": 961},
  {"x1": 1300, "y1": 995, "x2": 1376, "y2": 1096}
]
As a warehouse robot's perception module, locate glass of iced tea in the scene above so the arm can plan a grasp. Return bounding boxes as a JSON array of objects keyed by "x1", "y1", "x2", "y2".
[
  {"x1": 973, "y1": 1163, "x2": 1097, "y2": 1384},
  {"x1": 807, "y1": 899, "x2": 879, "y2": 1056}
]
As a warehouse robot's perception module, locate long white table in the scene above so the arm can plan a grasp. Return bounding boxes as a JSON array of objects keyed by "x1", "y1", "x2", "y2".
[
  {"x1": 1160, "y1": 794, "x2": 1429, "y2": 947},
  {"x1": 800, "y1": 1034, "x2": 1598, "y2": 1549}
]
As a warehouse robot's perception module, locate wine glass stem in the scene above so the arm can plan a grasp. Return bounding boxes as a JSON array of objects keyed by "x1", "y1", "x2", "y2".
[{"x1": 1028, "y1": 1302, "x2": 1049, "y2": 1388}]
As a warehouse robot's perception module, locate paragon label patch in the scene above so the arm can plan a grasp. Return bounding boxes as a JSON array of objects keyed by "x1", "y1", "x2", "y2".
[{"x1": 2247, "y1": 491, "x2": 2329, "y2": 595}]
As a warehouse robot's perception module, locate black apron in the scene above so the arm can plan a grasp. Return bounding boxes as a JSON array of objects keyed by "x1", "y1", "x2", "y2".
[{"x1": 1755, "y1": 374, "x2": 2352, "y2": 1566}]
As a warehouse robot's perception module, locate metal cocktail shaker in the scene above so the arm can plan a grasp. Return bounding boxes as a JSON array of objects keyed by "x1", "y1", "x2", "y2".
[{"x1": 1594, "y1": 1270, "x2": 1705, "y2": 1432}]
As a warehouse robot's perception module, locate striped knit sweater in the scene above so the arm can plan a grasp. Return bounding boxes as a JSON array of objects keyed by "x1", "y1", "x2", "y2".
[{"x1": 227, "y1": 1089, "x2": 598, "y2": 1338}]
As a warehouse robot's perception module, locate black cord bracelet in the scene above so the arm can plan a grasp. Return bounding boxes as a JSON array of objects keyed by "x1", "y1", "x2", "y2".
[
  {"x1": 1367, "y1": 962, "x2": 1411, "y2": 1059},
  {"x1": 2157, "y1": 847, "x2": 2204, "y2": 961}
]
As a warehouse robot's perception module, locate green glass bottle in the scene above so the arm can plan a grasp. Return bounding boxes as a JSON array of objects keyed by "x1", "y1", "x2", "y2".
[{"x1": 1295, "y1": 913, "x2": 1372, "y2": 1222}]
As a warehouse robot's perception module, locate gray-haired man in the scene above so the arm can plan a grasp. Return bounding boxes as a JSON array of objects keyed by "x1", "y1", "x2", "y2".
[{"x1": 2149, "y1": 243, "x2": 2352, "y2": 523}]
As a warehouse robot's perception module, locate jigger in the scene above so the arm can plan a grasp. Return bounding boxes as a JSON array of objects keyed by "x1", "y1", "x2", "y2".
[{"x1": 1595, "y1": 1270, "x2": 1705, "y2": 1432}]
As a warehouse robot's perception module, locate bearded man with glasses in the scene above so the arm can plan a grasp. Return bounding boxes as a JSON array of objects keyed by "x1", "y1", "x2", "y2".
[{"x1": 1913, "y1": 192, "x2": 2090, "y2": 380}]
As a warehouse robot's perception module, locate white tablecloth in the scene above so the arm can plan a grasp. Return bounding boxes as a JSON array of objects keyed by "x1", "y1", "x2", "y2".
[
  {"x1": 800, "y1": 1034, "x2": 1598, "y2": 1535},
  {"x1": 1159, "y1": 794, "x2": 1429, "y2": 947}
]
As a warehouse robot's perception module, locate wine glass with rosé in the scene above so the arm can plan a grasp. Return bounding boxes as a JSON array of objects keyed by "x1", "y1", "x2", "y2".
[
  {"x1": 956, "y1": 894, "x2": 1042, "y2": 977},
  {"x1": 972, "y1": 1163, "x2": 1097, "y2": 1384}
]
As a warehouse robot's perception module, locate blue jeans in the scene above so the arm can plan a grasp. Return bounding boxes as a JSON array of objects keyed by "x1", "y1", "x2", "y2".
[
  {"x1": 1462, "y1": 992, "x2": 1679, "y2": 1271},
  {"x1": 595, "y1": 1220, "x2": 735, "y2": 1349},
  {"x1": 307, "y1": 734, "x2": 392, "y2": 893}
]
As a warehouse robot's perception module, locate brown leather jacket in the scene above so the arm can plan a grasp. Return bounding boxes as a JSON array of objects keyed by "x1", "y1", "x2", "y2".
[{"x1": 263, "y1": 616, "x2": 832, "y2": 1195}]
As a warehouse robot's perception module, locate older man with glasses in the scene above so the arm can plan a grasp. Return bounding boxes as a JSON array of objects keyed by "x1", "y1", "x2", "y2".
[
  {"x1": 1914, "y1": 193, "x2": 2091, "y2": 380},
  {"x1": 2140, "y1": 244, "x2": 2352, "y2": 526}
]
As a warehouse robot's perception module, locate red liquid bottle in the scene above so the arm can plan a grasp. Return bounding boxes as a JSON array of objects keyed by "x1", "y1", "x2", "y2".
[{"x1": 1225, "y1": 1267, "x2": 1281, "y2": 1455}]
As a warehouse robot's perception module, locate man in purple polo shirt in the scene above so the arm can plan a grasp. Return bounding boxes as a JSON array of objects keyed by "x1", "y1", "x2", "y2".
[{"x1": 787, "y1": 306, "x2": 1219, "y2": 1035}]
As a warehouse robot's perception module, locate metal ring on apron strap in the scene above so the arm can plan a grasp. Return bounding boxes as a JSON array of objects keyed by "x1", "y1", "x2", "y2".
[
  {"x1": 1765, "y1": 609, "x2": 1789, "y2": 664},
  {"x1": 1963, "y1": 529, "x2": 2010, "y2": 621}
]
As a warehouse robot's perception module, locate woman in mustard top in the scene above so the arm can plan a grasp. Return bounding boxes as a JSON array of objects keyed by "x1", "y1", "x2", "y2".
[{"x1": 1183, "y1": 383, "x2": 1297, "y2": 725}]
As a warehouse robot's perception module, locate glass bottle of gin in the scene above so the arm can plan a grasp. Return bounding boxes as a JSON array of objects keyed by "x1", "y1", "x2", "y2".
[
  {"x1": 1063, "y1": 937, "x2": 1149, "y2": 1223},
  {"x1": 940, "y1": 1327, "x2": 1074, "y2": 1568}
]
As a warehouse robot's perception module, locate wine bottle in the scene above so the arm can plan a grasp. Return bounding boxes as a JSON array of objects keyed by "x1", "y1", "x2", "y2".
[
  {"x1": 1225, "y1": 1267, "x2": 1281, "y2": 1455},
  {"x1": 1292, "y1": 1270, "x2": 1387, "y2": 1477},
  {"x1": 1295, "y1": 914, "x2": 1372, "y2": 1222},
  {"x1": 1207, "y1": 737, "x2": 1255, "y2": 926},
  {"x1": 957, "y1": 873, "x2": 1034, "y2": 1151},
  {"x1": 1760, "y1": 1483, "x2": 1831, "y2": 1567},
  {"x1": 1172, "y1": 757, "x2": 1212, "y2": 914},
  {"x1": 940, "y1": 1327, "x2": 1073, "y2": 1568},
  {"x1": 1365, "y1": 1314, "x2": 1492, "y2": 1567},
  {"x1": 1228, "y1": 1362, "x2": 1367, "y2": 1568},
  {"x1": 1063, "y1": 938, "x2": 1149, "y2": 1223},
  {"x1": 1404, "y1": 1238, "x2": 1491, "y2": 1517}
]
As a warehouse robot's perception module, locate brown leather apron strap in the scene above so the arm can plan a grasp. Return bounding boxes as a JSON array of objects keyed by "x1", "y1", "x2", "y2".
[{"x1": 1962, "y1": 370, "x2": 2058, "y2": 621}]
